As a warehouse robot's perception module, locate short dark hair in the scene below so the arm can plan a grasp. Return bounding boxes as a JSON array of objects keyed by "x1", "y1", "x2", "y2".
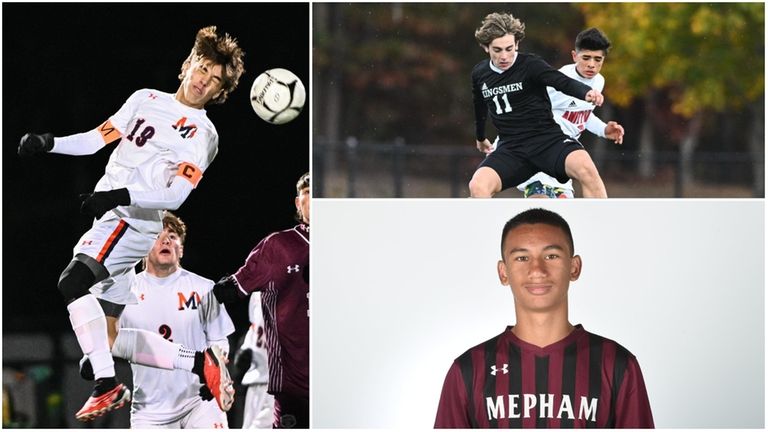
[
  {"x1": 500, "y1": 208, "x2": 574, "y2": 259},
  {"x1": 575, "y1": 27, "x2": 611, "y2": 54}
]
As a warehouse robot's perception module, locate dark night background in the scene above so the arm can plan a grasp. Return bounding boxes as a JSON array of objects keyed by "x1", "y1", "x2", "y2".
[{"x1": 3, "y1": 4, "x2": 308, "y2": 342}]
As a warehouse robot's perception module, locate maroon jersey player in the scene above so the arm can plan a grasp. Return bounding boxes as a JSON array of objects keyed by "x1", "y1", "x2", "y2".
[
  {"x1": 213, "y1": 173, "x2": 309, "y2": 429},
  {"x1": 434, "y1": 208, "x2": 654, "y2": 428}
]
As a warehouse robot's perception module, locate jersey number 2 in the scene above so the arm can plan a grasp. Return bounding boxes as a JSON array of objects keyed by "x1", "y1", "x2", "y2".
[{"x1": 492, "y1": 94, "x2": 513, "y2": 114}]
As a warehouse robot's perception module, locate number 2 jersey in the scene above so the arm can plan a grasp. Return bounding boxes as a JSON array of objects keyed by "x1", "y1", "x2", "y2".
[
  {"x1": 471, "y1": 53, "x2": 593, "y2": 146},
  {"x1": 233, "y1": 224, "x2": 310, "y2": 399},
  {"x1": 119, "y1": 269, "x2": 235, "y2": 424},
  {"x1": 435, "y1": 325, "x2": 654, "y2": 428},
  {"x1": 97, "y1": 89, "x2": 218, "y2": 228}
]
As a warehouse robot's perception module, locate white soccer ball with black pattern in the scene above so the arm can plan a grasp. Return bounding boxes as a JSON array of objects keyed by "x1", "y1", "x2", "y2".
[{"x1": 250, "y1": 68, "x2": 306, "y2": 125}]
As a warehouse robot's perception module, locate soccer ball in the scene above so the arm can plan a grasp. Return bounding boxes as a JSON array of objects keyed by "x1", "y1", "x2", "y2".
[{"x1": 250, "y1": 68, "x2": 306, "y2": 125}]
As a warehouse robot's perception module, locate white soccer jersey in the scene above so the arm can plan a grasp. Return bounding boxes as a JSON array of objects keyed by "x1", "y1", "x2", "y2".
[
  {"x1": 547, "y1": 64, "x2": 607, "y2": 139},
  {"x1": 241, "y1": 292, "x2": 269, "y2": 386},
  {"x1": 515, "y1": 64, "x2": 607, "y2": 193},
  {"x1": 119, "y1": 268, "x2": 235, "y2": 424},
  {"x1": 97, "y1": 89, "x2": 218, "y2": 228}
]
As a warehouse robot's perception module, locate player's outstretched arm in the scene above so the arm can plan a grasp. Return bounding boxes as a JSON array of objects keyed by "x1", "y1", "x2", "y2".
[
  {"x1": 18, "y1": 133, "x2": 54, "y2": 157},
  {"x1": 20, "y1": 121, "x2": 121, "y2": 159}
]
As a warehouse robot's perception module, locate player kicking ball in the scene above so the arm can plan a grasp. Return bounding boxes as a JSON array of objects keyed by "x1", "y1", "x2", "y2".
[
  {"x1": 468, "y1": 12, "x2": 609, "y2": 198},
  {"x1": 18, "y1": 26, "x2": 244, "y2": 421}
]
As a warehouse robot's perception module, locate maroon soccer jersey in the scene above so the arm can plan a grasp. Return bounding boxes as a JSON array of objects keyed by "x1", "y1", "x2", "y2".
[
  {"x1": 233, "y1": 224, "x2": 309, "y2": 399},
  {"x1": 434, "y1": 325, "x2": 654, "y2": 428}
]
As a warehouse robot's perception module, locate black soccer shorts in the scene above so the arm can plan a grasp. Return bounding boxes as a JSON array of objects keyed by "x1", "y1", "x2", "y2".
[{"x1": 479, "y1": 132, "x2": 584, "y2": 191}]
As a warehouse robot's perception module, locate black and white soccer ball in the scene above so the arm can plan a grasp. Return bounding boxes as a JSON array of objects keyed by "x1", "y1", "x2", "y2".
[{"x1": 250, "y1": 68, "x2": 306, "y2": 125}]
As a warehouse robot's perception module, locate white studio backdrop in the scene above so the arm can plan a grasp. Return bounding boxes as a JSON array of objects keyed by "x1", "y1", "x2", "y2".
[{"x1": 311, "y1": 199, "x2": 764, "y2": 428}]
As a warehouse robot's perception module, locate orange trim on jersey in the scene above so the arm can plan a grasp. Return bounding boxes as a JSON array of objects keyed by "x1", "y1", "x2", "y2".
[
  {"x1": 97, "y1": 120, "x2": 122, "y2": 144},
  {"x1": 177, "y1": 162, "x2": 203, "y2": 187},
  {"x1": 96, "y1": 219, "x2": 128, "y2": 263}
]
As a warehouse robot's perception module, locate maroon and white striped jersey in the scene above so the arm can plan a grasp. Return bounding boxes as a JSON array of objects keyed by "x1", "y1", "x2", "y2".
[
  {"x1": 233, "y1": 224, "x2": 309, "y2": 399},
  {"x1": 435, "y1": 325, "x2": 653, "y2": 428}
]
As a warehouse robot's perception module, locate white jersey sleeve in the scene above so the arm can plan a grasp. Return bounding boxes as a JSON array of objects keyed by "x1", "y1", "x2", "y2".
[{"x1": 547, "y1": 64, "x2": 606, "y2": 139}]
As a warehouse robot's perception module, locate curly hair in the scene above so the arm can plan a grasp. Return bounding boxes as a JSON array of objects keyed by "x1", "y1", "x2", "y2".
[
  {"x1": 179, "y1": 26, "x2": 245, "y2": 105},
  {"x1": 474, "y1": 12, "x2": 525, "y2": 48}
]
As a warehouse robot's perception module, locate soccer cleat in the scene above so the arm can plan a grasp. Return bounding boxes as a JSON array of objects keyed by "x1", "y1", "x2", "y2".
[
  {"x1": 75, "y1": 382, "x2": 131, "y2": 421},
  {"x1": 203, "y1": 345, "x2": 235, "y2": 412}
]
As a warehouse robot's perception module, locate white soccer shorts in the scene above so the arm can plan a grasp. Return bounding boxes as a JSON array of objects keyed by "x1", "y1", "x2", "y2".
[{"x1": 74, "y1": 213, "x2": 160, "y2": 305}]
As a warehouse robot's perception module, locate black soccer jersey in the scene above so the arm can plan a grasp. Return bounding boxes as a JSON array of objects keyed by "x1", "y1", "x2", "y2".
[
  {"x1": 434, "y1": 325, "x2": 654, "y2": 428},
  {"x1": 472, "y1": 53, "x2": 593, "y2": 146}
]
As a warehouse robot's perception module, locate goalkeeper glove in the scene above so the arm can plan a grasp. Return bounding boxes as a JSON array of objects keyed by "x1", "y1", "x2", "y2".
[
  {"x1": 18, "y1": 133, "x2": 54, "y2": 157},
  {"x1": 79, "y1": 188, "x2": 131, "y2": 219},
  {"x1": 213, "y1": 275, "x2": 241, "y2": 304}
]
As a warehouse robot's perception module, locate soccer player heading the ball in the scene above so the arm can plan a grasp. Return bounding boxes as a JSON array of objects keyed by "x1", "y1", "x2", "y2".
[
  {"x1": 18, "y1": 26, "x2": 245, "y2": 421},
  {"x1": 434, "y1": 208, "x2": 654, "y2": 428},
  {"x1": 468, "y1": 12, "x2": 610, "y2": 198}
]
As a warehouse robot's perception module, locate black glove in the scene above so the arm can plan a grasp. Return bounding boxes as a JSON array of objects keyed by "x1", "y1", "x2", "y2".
[
  {"x1": 232, "y1": 347, "x2": 253, "y2": 383},
  {"x1": 79, "y1": 188, "x2": 131, "y2": 219},
  {"x1": 212, "y1": 275, "x2": 241, "y2": 304},
  {"x1": 18, "y1": 133, "x2": 54, "y2": 157},
  {"x1": 234, "y1": 348, "x2": 253, "y2": 375},
  {"x1": 199, "y1": 384, "x2": 214, "y2": 401}
]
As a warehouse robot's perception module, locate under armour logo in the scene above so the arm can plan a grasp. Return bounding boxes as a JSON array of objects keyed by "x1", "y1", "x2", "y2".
[
  {"x1": 139, "y1": 294, "x2": 145, "y2": 301},
  {"x1": 81, "y1": 240, "x2": 93, "y2": 246},
  {"x1": 287, "y1": 264, "x2": 300, "y2": 274},
  {"x1": 148, "y1": 93, "x2": 158, "y2": 100},
  {"x1": 490, "y1": 364, "x2": 509, "y2": 375}
]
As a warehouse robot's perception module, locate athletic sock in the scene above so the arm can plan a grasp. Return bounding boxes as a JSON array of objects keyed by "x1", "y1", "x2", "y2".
[
  {"x1": 92, "y1": 377, "x2": 118, "y2": 397},
  {"x1": 67, "y1": 294, "x2": 115, "y2": 379}
]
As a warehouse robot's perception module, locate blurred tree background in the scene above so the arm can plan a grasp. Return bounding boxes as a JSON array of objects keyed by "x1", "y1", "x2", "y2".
[{"x1": 313, "y1": 3, "x2": 764, "y2": 197}]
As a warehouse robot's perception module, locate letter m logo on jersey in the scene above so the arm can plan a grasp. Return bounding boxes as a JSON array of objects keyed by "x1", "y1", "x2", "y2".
[
  {"x1": 172, "y1": 117, "x2": 198, "y2": 139},
  {"x1": 177, "y1": 291, "x2": 202, "y2": 310}
]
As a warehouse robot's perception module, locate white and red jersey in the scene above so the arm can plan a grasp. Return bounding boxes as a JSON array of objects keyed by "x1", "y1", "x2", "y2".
[
  {"x1": 547, "y1": 64, "x2": 607, "y2": 140},
  {"x1": 119, "y1": 268, "x2": 235, "y2": 424},
  {"x1": 97, "y1": 89, "x2": 218, "y2": 227},
  {"x1": 515, "y1": 65, "x2": 607, "y2": 193}
]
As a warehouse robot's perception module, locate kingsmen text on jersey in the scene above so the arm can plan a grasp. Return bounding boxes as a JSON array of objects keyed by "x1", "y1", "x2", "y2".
[
  {"x1": 472, "y1": 53, "x2": 593, "y2": 146},
  {"x1": 435, "y1": 325, "x2": 654, "y2": 428},
  {"x1": 547, "y1": 64, "x2": 607, "y2": 140},
  {"x1": 98, "y1": 89, "x2": 218, "y2": 227},
  {"x1": 119, "y1": 269, "x2": 235, "y2": 424},
  {"x1": 234, "y1": 224, "x2": 310, "y2": 399}
]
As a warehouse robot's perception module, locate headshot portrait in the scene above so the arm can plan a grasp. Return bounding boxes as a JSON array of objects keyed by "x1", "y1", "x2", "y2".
[{"x1": 312, "y1": 199, "x2": 764, "y2": 428}]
